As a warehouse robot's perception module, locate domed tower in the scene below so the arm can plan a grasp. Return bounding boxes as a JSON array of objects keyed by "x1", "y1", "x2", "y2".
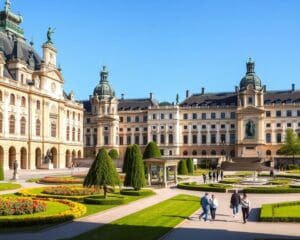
[
  {"x1": 236, "y1": 58, "x2": 265, "y2": 158},
  {"x1": 89, "y1": 66, "x2": 119, "y2": 152}
]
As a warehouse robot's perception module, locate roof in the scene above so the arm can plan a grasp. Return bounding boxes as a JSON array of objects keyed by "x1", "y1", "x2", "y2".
[
  {"x1": 80, "y1": 100, "x2": 92, "y2": 112},
  {"x1": 264, "y1": 90, "x2": 300, "y2": 104},
  {"x1": 221, "y1": 161, "x2": 273, "y2": 171},
  {"x1": 180, "y1": 92, "x2": 237, "y2": 107},
  {"x1": 118, "y1": 98, "x2": 158, "y2": 111}
]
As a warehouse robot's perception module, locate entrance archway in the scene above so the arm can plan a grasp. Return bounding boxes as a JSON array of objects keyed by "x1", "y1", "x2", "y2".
[
  {"x1": 77, "y1": 150, "x2": 82, "y2": 158},
  {"x1": 20, "y1": 147, "x2": 27, "y2": 169},
  {"x1": 9, "y1": 147, "x2": 16, "y2": 169},
  {"x1": 35, "y1": 148, "x2": 42, "y2": 169},
  {"x1": 66, "y1": 150, "x2": 71, "y2": 168},
  {"x1": 51, "y1": 147, "x2": 58, "y2": 168}
]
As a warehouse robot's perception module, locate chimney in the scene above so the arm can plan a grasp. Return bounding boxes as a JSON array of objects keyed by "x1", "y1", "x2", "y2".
[
  {"x1": 186, "y1": 90, "x2": 189, "y2": 98},
  {"x1": 201, "y1": 87, "x2": 205, "y2": 95},
  {"x1": 235, "y1": 86, "x2": 239, "y2": 93},
  {"x1": 150, "y1": 92, "x2": 153, "y2": 100},
  {"x1": 121, "y1": 93, "x2": 124, "y2": 100},
  {"x1": 292, "y1": 83, "x2": 295, "y2": 92}
]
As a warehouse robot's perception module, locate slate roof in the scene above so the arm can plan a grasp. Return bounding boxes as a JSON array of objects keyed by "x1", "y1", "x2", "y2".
[
  {"x1": 118, "y1": 98, "x2": 158, "y2": 111},
  {"x1": 80, "y1": 100, "x2": 92, "y2": 112},
  {"x1": 264, "y1": 90, "x2": 300, "y2": 104}
]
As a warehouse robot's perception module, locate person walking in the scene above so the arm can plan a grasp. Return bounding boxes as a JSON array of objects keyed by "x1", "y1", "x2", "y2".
[
  {"x1": 208, "y1": 171, "x2": 212, "y2": 182},
  {"x1": 212, "y1": 171, "x2": 216, "y2": 182},
  {"x1": 216, "y1": 169, "x2": 220, "y2": 181},
  {"x1": 220, "y1": 170, "x2": 224, "y2": 180},
  {"x1": 230, "y1": 189, "x2": 241, "y2": 217},
  {"x1": 199, "y1": 192, "x2": 210, "y2": 222},
  {"x1": 202, "y1": 173, "x2": 207, "y2": 184},
  {"x1": 241, "y1": 193, "x2": 251, "y2": 223},
  {"x1": 209, "y1": 194, "x2": 218, "y2": 220}
]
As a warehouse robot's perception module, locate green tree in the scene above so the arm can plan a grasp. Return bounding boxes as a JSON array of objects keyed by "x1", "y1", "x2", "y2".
[
  {"x1": 83, "y1": 148, "x2": 120, "y2": 198},
  {"x1": 124, "y1": 144, "x2": 145, "y2": 190},
  {"x1": 0, "y1": 166, "x2": 4, "y2": 181},
  {"x1": 278, "y1": 129, "x2": 300, "y2": 164},
  {"x1": 178, "y1": 160, "x2": 188, "y2": 175},
  {"x1": 143, "y1": 141, "x2": 161, "y2": 159},
  {"x1": 186, "y1": 158, "x2": 194, "y2": 174},
  {"x1": 122, "y1": 146, "x2": 132, "y2": 173},
  {"x1": 109, "y1": 149, "x2": 119, "y2": 160}
]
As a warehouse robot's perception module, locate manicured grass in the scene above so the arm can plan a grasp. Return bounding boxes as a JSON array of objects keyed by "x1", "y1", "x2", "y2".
[
  {"x1": 268, "y1": 178, "x2": 292, "y2": 185},
  {"x1": 286, "y1": 169, "x2": 300, "y2": 174},
  {"x1": 0, "y1": 182, "x2": 21, "y2": 191},
  {"x1": 219, "y1": 178, "x2": 241, "y2": 184},
  {"x1": 70, "y1": 194, "x2": 200, "y2": 240},
  {"x1": 223, "y1": 171, "x2": 252, "y2": 178},
  {"x1": 260, "y1": 201, "x2": 300, "y2": 222}
]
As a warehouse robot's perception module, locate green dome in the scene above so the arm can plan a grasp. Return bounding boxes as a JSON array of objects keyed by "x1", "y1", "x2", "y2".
[
  {"x1": 240, "y1": 58, "x2": 262, "y2": 91},
  {"x1": 93, "y1": 66, "x2": 115, "y2": 98}
]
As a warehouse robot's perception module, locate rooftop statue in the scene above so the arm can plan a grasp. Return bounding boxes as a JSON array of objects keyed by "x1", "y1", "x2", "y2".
[{"x1": 47, "y1": 27, "x2": 55, "y2": 44}]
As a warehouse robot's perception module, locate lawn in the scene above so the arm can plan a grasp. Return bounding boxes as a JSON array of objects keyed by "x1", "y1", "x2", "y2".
[
  {"x1": 0, "y1": 182, "x2": 21, "y2": 191},
  {"x1": 260, "y1": 201, "x2": 300, "y2": 222},
  {"x1": 70, "y1": 194, "x2": 199, "y2": 240}
]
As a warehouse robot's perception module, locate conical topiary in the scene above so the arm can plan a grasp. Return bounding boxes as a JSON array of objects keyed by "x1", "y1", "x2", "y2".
[
  {"x1": 109, "y1": 149, "x2": 119, "y2": 160},
  {"x1": 186, "y1": 158, "x2": 194, "y2": 174},
  {"x1": 143, "y1": 141, "x2": 161, "y2": 159},
  {"x1": 178, "y1": 160, "x2": 188, "y2": 175},
  {"x1": 122, "y1": 146, "x2": 132, "y2": 173}
]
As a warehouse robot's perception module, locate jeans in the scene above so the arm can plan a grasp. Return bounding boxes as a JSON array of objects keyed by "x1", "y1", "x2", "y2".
[
  {"x1": 232, "y1": 205, "x2": 239, "y2": 215},
  {"x1": 242, "y1": 207, "x2": 249, "y2": 222},
  {"x1": 200, "y1": 206, "x2": 210, "y2": 221}
]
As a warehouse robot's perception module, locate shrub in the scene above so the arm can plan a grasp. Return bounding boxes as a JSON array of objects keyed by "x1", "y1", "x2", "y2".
[
  {"x1": 219, "y1": 178, "x2": 241, "y2": 184},
  {"x1": 0, "y1": 197, "x2": 46, "y2": 216},
  {"x1": 244, "y1": 186, "x2": 300, "y2": 194},
  {"x1": 0, "y1": 166, "x2": 4, "y2": 181},
  {"x1": 186, "y1": 158, "x2": 194, "y2": 174},
  {"x1": 178, "y1": 160, "x2": 188, "y2": 175},
  {"x1": 83, "y1": 195, "x2": 125, "y2": 205},
  {"x1": 287, "y1": 164, "x2": 300, "y2": 170},
  {"x1": 120, "y1": 189, "x2": 154, "y2": 196},
  {"x1": 109, "y1": 149, "x2": 119, "y2": 160},
  {"x1": 143, "y1": 142, "x2": 161, "y2": 159},
  {"x1": 177, "y1": 182, "x2": 229, "y2": 192},
  {"x1": 268, "y1": 178, "x2": 291, "y2": 185}
]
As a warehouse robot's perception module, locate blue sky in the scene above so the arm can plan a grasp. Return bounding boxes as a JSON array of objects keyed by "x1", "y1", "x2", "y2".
[{"x1": 12, "y1": 0, "x2": 300, "y2": 102}]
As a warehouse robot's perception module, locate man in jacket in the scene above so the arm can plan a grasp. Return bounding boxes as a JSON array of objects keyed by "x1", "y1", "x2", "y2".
[
  {"x1": 230, "y1": 189, "x2": 241, "y2": 217},
  {"x1": 199, "y1": 192, "x2": 210, "y2": 221}
]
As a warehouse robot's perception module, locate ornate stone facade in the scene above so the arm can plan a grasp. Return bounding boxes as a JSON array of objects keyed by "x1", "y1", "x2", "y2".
[{"x1": 0, "y1": 1, "x2": 84, "y2": 170}]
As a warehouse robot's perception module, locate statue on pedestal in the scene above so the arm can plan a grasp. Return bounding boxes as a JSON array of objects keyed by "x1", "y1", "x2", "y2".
[{"x1": 46, "y1": 27, "x2": 55, "y2": 44}]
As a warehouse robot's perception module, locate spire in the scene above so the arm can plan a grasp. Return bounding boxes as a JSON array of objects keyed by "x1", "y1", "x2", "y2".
[
  {"x1": 100, "y1": 65, "x2": 108, "y2": 83},
  {"x1": 246, "y1": 57, "x2": 255, "y2": 74}
]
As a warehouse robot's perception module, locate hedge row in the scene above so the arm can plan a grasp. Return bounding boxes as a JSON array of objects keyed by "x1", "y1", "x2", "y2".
[
  {"x1": 120, "y1": 189, "x2": 154, "y2": 196},
  {"x1": 83, "y1": 195, "x2": 125, "y2": 205},
  {"x1": 244, "y1": 186, "x2": 300, "y2": 194},
  {"x1": 259, "y1": 173, "x2": 300, "y2": 179},
  {"x1": 0, "y1": 198, "x2": 86, "y2": 227},
  {"x1": 177, "y1": 182, "x2": 229, "y2": 192}
]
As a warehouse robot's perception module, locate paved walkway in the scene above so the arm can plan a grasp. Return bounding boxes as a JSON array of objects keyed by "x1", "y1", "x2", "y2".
[{"x1": 162, "y1": 190, "x2": 300, "y2": 240}]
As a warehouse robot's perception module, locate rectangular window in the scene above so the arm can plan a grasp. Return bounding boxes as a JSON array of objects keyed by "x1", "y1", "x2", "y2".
[
  {"x1": 211, "y1": 124, "x2": 216, "y2": 129},
  {"x1": 104, "y1": 135, "x2": 109, "y2": 145},
  {"x1": 192, "y1": 135, "x2": 197, "y2": 144},
  {"x1": 192, "y1": 113, "x2": 197, "y2": 119},
  {"x1": 230, "y1": 112, "x2": 235, "y2": 119},
  {"x1": 286, "y1": 110, "x2": 292, "y2": 117},
  {"x1": 135, "y1": 127, "x2": 139, "y2": 132},
  {"x1": 161, "y1": 114, "x2": 164, "y2": 120},
  {"x1": 120, "y1": 136, "x2": 124, "y2": 145},
  {"x1": 221, "y1": 124, "x2": 225, "y2": 129},
  {"x1": 193, "y1": 125, "x2": 197, "y2": 130},
  {"x1": 221, "y1": 112, "x2": 225, "y2": 119},
  {"x1": 183, "y1": 113, "x2": 188, "y2": 120},
  {"x1": 153, "y1": 114, "x2": 156, "y2": 120},
  {"x1": 266, "y1": 111, "x2": 271, "y2": 117},
  {"x1": 202, "y1": 113, "x2": 206, "y2": 120},
  {"x1": 211, "y1": 134, "x2": 216, "y2": 144},
  {"x1": 143, "y1": 127, "x2": 148, "y2": 131},
  {"x1": 143, "y1": 115, "x2": 147, "y2": 122},
  {"x1": 86, "y1": 135, "x2": 90, "y2": 146},
  {"x1": 201, "y1": 135, "x2": 207, "y2": 144},
  {"x1": 184, "y1": 125, "x2": 188, "y2": 130},
  {"x1": 211, "y1": 112, "x2": 216, "y2": 119},
  {"x1": 135, "y1": 116, "x2": 139, "y2": 122},
  {"x1": 202, "y1": 125, "x2": 206, "y2": 129},
  {"x1": 297, "y1": 110, "x2": 300, "y2": 117},
  {"x1": 230, "y1": 134, "x2": 235, "y2": 144},
  {"x1": 266, "y1": 133, "x2": 271, "y2": 143},
  {"x1": 93, "y1": 134, "x2": 97, "y2": 146},
  {"x1": 221, "y1": 134, "x2": 226, "y2": 143},
  {"x1": 86, "y1": 118, "x2": 91, "y2": 124},
  {"x1": 266, "y1": 123, "x2": 271, "y2": 128},
  {"x1": 127, "y1": 116, "x2": 131, "y2": 122},
  {"x1": 230, "y1": 124, "x2": 235, "y2": 129},
  {"x1": 183, "y1": 135, "x2": 188, "y2": 144},
  {"x1": 276, "y1": 111, "x2": 281, "y2": 117},
  {"x1": 160, "y1": 134, "x2": 165, "y2": 144},
  {"x1": 135, "y1": 135, "x2": 139, "y2": 144},
  {"x1": 169, "y1": 113, "x2": 173, "y2": 119},
  {"x1": 127, "y1": 128, "x2": 131, "y2": 132},
  {"x1": 127, "y1": 135, "x2": 131, "y2": 145},
  {"x1": 152, "y1": 134, "x2": 157, "y2": 143},
  {"x1": 287, "y1": 123, "x2": 292, "y2": 128},
  {"x1": 143, "y1": 135, "x2": 148, "y2": 145},
  {"x1": 276, "y1": 123, "x2": 281, "y2": 128},
  {"x1": 276, "y1": 133, "x2": 282, "y2": 143},
  {"x1": 168, "y1": 134, "x2": 173, "y2": 144},
  {"x1": 120, "y1": 117, "x2": 123, "y2": 122}
]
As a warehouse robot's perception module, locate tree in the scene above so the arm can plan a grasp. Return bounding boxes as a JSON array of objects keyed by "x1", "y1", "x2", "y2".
[
  {"x1": 122, "y1": 146, "x2": 132, "y2": 173},
  {"x1": 109, "y1": 149, "x2": 119, "y2": 160},
  {"x1": 278, "y1": 129, "x2": 300, "y2": 164},
  {"x1": 186, "y1": 158, "x2": 194, "y2": 174},
  {"x1": 178, "y1": 160, "x2": 188, "y2": 175},
  {"x1": 124, "y1": 144, "x2": 145, "y2": 190},
  {"x1": 143, "y1": 141, "x2": 161, "y2": 159},
  {"x1": 0, "y1": 166, "x2": 4, "y2": 181},
  {"x1": 83, "y1": 148, "x2": 120, "y2": 198}
]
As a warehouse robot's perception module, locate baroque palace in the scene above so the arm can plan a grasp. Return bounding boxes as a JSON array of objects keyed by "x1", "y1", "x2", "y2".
[
  {"x1": 83, "y1": 61, "x2": 300, "y2": 167},
  {"x1": 0, "y1": 1, "x2": 84, "y2": 170}
]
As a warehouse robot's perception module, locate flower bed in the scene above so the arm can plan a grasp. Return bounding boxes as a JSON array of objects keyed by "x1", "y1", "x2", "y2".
[
  {"x1": 0, "y1": 198, "x2": 86, "y2": 227},
  {"x1": 120, "y1": 189, "x2": 154, "y2": 196},
  {"x1": 260, "y1": 201, "x2": 300, "y2": 222},
  {"x1": 38, "y1": 176, "x2": 84, "y2": 184},
  {"x1": 0, "y1": 197, "x2": 46, "y2": 216},
  {"x1": 177, "y1": 182, "x2": 230, "y2": 192},
  {"x1": 83, "y1": 195, "x2": 125, "y2": 205},
  {"x1": 42, "y1": 186, "x2": 102, "y2": 196}
]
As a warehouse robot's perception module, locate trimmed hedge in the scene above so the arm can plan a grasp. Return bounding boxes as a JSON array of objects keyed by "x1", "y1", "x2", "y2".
[
  {"x1": 260, "y1": 201, "x2": 300, "y2": 222},
  {"x1": 244, "y1": 186, "x2": 300, "y2": 194},
  {"x1": 219, "y1": 178, "x2": 241, "y2": 184},
  {"x1": 268, "y1": 178, "x2": 292, "y2": 185},
  {"x1": 0, "y1": 198, "x2": 86, "y2": 227},
  {"x1": 120, "y1": 189, "x2": 154, "y2": 196},
  {"x1": 259, "y1": 173, "x2": 300, "y2": 179},
  {"x1": 177, "y1": 182, "x2": 230, "y2": 192},
  {"x1": 83, "y1": 195, "x2": 125, "y2": 205}
]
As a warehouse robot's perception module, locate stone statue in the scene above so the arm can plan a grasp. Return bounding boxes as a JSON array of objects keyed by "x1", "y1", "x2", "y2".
[
  {"x1": 44, "y1": 149, "x2": 52, "y2": 163},
  {"x1": 47, "y1": 27, "x2": 55, "y2": 44},
  {"x1": 245, "y1": 120, "x2": 255, "y2": 138}
]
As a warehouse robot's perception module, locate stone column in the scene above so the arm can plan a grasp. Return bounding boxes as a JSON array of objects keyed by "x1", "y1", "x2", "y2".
[
  {"x1": 163, "y1": 164, "x2": 167, "y2": 187},
  {"x1": 147, "y1": 164, "x2": 151, "y2": 186}
]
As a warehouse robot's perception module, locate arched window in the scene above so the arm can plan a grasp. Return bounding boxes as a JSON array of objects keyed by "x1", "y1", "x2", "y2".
[
  {"x1": 211, "y1": 150, "x2": 216, "y2": 155},
  {"x1": 66, "y1": 126, "x2": 70, "y2": 141},
  {"x1": 0, "y1": 113, "x2": 2, "y2": 133},
  {"x1": 202, "y1": 150, "x2": 207, "y2": 156},
  {"x1": 20, "y1": 117, "x2": 26, "y2": 135},
  {"x1": 77, "y1": 128, "x2": 81, "y2": 142},
  {"x1": 10, "y1": 94, "x2": 15, "y2": 105},
  {"x1": 192, "y1": 150, "x2": 197, "y2": 155},
  {"x1": 72, "y1": 127, "x2": 75, "y2": 141},
  {"x1": 0, "y1": 90, "x2": 2, "y2": 102},
  {"x1": 51, "y1": 122, "x2": 56, "y2": 137},
  {"x1": 266, "y1": 150, "x2": 272, "y2": 156},
  {"x1": 221, "y1": 150, "x2": 226, "y2": 155},
  {"x1": 183, "y1": 150, "x2": 188, "y2": 156},
  {"x1": 36, "y1": 100, "x2": 40, "y2": 110},
  {"x1": 9, "y1": 115, "x2": 15, "y2": 134},
  {"x1": 21, "y1": 97, "x2": 26, "y2": 107},
  {"x1": 36, "y1": 119, "x2": 41, "y2": 136}
]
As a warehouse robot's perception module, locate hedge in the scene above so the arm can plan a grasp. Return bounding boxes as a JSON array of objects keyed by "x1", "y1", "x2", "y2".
[
  {"x1": 0, "y1": 198, "x2": 86, "y2": 227},
  {"x1": 120, "y1": 189, "x2": 154, "y2": 196},
  {"x1": 83, "y1": 195, "x2": 125, "y2": 205},
  {"x1": 260, "y1": 201, "x2": 300, "y2": 222},
  {"x1": 219, "y1": 178, "x2": 241, "y2": 184},
  {"x1": 177, "y1": 182, "x2": 230, "y2": 192},
  {"x1": 259, "y1": 173, "x2": 300, "y2": 179},
  {"x1": 268, "y1": 178, "x2": 292, "y2": 185},
  {"x1": 244, "y1": 186, "x2": 300, "y2": 194}
]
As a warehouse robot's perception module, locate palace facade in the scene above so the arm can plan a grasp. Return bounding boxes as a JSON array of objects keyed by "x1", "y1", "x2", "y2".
[
  {"x1": 0, "y1": 1, "x2": 84, "y2": 170},
  {"x1": 83, "y1": 60, "x2": 300, "y2": 167}
]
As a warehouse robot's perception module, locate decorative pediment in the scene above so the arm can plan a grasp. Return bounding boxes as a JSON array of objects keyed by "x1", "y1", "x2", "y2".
[
  {"x1": 236, "y1": 106, "x2": 265, "y2": 115},
  {"x1": 41, "y1": 69, "x2": 64, "y2": 82},
  {"x1": 98, "y1": 115, "x2": 117, "y2": 122}
]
